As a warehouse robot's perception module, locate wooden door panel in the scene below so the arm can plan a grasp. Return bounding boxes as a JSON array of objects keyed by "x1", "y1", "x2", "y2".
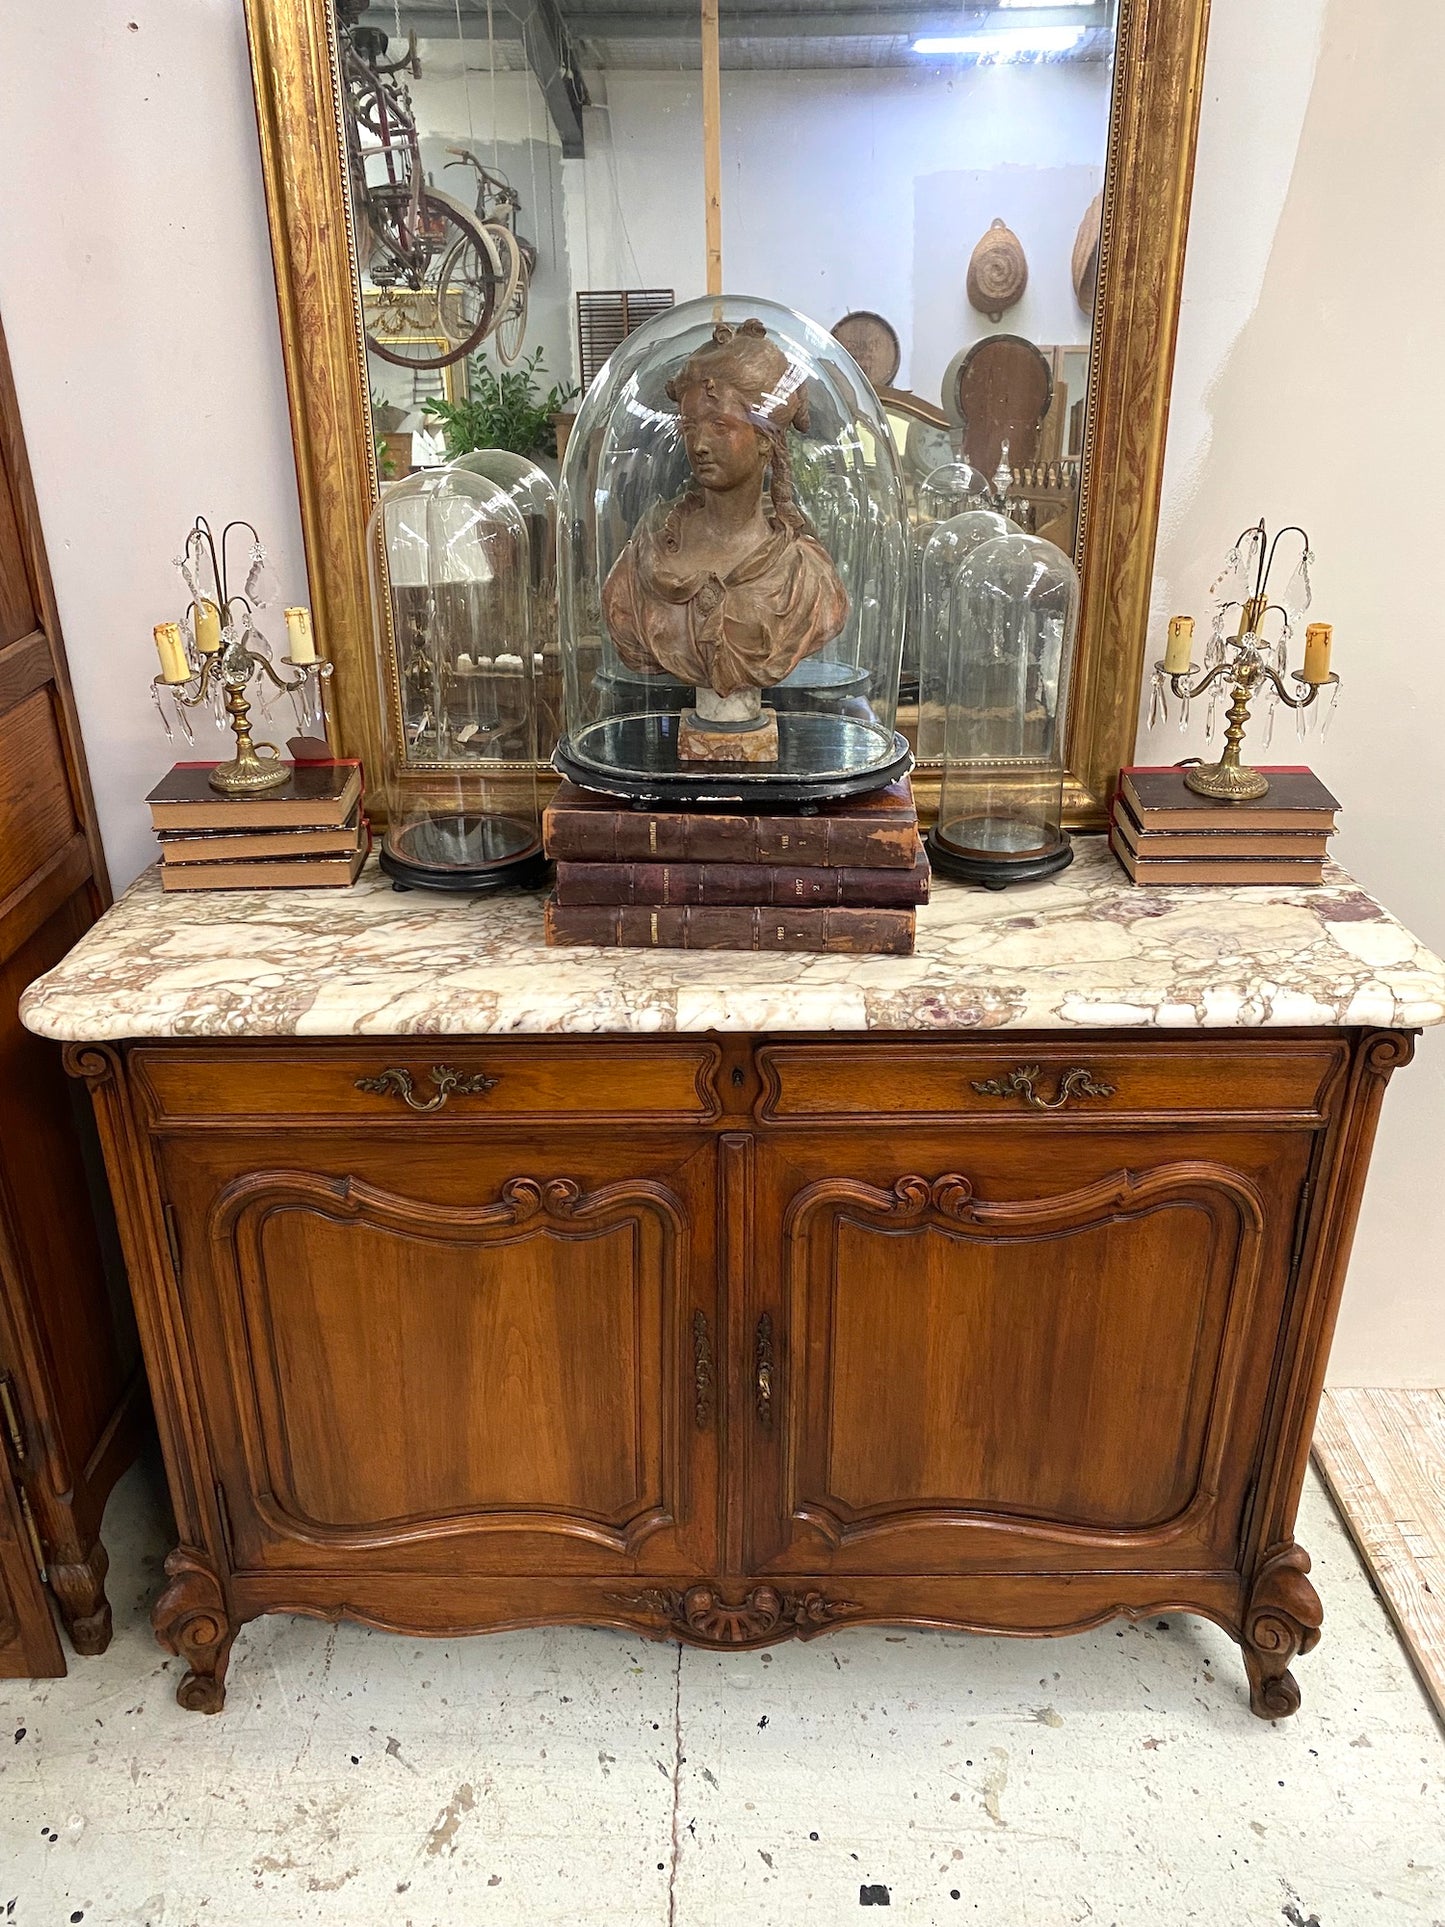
[
  {"x1": 749, "y1": 1132, "x2": 1311, "y2": 1576},
  {"x1": 164, "y1": 1134, "x2": 718, "y2": 1577},
  {"x1": 0, "y1": 688, "x2": 79, "y2": 903},
  {"x1": 0, "y1": 1459, "x2": 63, "y2": 1678}
]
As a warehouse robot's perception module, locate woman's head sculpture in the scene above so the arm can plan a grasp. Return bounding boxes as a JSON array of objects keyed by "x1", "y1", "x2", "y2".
[{"x1": 601, "y1": 318, "x2": 849, "y2": 759}]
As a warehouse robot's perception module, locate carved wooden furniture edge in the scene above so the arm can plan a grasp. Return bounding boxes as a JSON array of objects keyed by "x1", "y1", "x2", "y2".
[
  {"x1": 153, "y1": 1546, "x2": 235, "y2": 1714},
  {"x1": 1241, "y1": 1542, "x2": 1322, "y2": 1721}
]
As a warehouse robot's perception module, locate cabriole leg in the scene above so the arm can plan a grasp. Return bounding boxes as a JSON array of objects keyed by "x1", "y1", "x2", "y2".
[
  {"x1": 152, "y1": 1547, "x2": 235, "y2": 1713},
  {"x1": 1241, "y1": 1543, "x2": 1323, "y2": 1720}
]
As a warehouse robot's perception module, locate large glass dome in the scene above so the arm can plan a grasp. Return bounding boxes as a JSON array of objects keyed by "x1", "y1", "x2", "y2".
[
  {"x1": 924, "y1": 530, "x2": 1080, "y2": 889},
  {"x1": 366, "y1": 466, "x2": 545, "y2": 891},
  {"x1": 555, "y1": 294, "x2": 911, "y2": 803}
]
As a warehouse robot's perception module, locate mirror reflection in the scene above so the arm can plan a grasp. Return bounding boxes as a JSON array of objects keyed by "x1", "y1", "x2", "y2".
[{"x1": 333, "y1": 0, "x2": 1117, "y2": 755}]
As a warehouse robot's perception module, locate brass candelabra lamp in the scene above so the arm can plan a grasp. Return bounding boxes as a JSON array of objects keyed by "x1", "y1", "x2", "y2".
[
  {"x1": 152, "y1": 516, "x2": 332, "y2": 795},
  {"x1": 1149, "y1": 520, "x2": 1340, "y2": 801}
]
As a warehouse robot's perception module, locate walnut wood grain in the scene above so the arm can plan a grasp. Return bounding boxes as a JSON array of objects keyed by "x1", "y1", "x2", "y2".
[
  {"x1": 0, "y1": 316, "x2": 136, "y2": 1677},
  {"x1": 71, "y1": 1028, "x2": 1417, "y2": 1716}
]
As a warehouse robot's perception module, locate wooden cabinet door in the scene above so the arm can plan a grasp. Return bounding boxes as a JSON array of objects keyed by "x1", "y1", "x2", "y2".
[
  {"x1": 746, "y1": 1128, "x2": 1314, "y2": 1577},
  {"x1": 159, "y1": 1129, "x2": 719, "y2": 1579},
  {"x1": 0, "y1": 1454, "x2": 63, "y2": 1678}
]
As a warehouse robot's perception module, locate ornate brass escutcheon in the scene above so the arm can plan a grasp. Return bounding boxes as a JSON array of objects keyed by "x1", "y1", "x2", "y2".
[
  {"x1": 755, "y1": 1312, "x2": 775, "y2": 1427},
  {"x1": 692, "y1": 1310, "x2": 714, "y2": 1431},
  {"x1": 970, "y1": 1063, "x2": 1116, "y2": 1111},
  {"x1": 353, "y1": 1065, "x2": 498, "y2": 1113}
]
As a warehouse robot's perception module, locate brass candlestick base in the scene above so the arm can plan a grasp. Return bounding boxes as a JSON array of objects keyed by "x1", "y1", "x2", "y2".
[
  {"x1": 208, "y1": 685, "x2": 290, "y2": 793},
  {"x1": 1184, "y1": 758, "x2": 1271, "y2": 802}
]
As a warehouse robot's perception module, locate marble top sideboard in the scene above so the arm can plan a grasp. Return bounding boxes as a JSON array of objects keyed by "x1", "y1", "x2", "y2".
[{"x1": 19, "y1": 840, "x2": 1445, "y2": 1041}]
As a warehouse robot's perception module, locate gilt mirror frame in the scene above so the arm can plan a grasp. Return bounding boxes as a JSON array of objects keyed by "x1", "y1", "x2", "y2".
[{"x1": 245, "y1": 0, "x2": 1211, "y2": 828}]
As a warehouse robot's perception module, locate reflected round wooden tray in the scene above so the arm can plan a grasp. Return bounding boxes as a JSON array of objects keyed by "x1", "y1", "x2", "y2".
[{"x1": 831, "y1": 311, "x2": 901, "y2": 389}]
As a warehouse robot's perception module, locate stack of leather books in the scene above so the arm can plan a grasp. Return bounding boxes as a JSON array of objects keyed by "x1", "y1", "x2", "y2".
[
  {"x1": 147, "y1": 762, "x2": 368, "y2": 891},
  {"x1": 1110, "y1": 765, "x2": 1339, "y2": 886},
  {"x1": 542, "y1": 778, "x2": 928, "y2": 953}
]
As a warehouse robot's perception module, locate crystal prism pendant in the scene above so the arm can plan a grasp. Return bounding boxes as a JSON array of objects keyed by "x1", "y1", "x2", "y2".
[
  {"x1": 1280, "y1": 547, "x2": 1313, "y2": 622},
  {"x1": 245, "y1": 542, "x2": 281, "y2": 610}
]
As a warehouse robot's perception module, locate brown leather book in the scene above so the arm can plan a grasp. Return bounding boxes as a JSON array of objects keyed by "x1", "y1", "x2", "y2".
[
  {"x1": 159, "y1": 807, "x2": 364, "y2": 864},
  {"x1": 146, "y1": 761, "x2": 363, "y2": 831},
  {"x1": 543, "y1": 779, "x2": 918, "y2": 869},
  {"x1": 1118, "y1": 766, "x2": 1339, "y2": 833},
  {"x1": 1111, "y1": 797, "x2": 1331, "y2": 861},
  {"x1": 1110, "y1": 830, "x2": 1323, "y2": 888},
  {"x1": 544, "y1": 898, "x2": 916, "y2": 955},
  {"x1": 553, "y1": 840, "x2": 930, "y2": 907},
  {"x1": 159, "y1": 844, "x2": 368, "y2": 891}
]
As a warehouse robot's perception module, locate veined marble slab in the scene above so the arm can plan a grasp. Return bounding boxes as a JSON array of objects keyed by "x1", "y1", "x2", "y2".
[{"x1": 20, "y1": 841, "x2": 1445, "y2": 1041}]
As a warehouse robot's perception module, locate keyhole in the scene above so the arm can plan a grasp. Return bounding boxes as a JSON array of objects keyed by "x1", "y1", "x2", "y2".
[{"x1": 731, "y1": 1066, "x2": 745, "y2": 1088}]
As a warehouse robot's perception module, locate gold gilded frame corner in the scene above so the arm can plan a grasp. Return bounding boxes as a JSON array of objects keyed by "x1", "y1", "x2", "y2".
[{"x1": 246, "y1": 0, "x2": 1211, "y2": 829}]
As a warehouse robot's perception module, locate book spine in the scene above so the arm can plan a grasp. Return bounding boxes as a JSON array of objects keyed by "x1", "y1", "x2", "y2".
[
  {"x1": 543, "y1": 809, "x2": 917, "y2": 869},
  {"x1": 545, "y1": 900, "x2": 916, "y2": 954},
  {"x1": 552, "y1": 858, "x2": 926, "y2": 907}
]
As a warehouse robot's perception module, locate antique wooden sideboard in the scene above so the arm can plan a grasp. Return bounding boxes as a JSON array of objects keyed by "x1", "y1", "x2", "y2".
[{"x1": 21, "y1": 847, "x2": 1445, "y2": 1719}]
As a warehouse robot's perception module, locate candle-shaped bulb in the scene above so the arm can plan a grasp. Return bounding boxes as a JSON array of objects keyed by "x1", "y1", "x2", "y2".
[
  {"x1": 153, "y1": 621, "x2": 192, "y2": 686},
  {"x1": 193, "y1": 598, "x2": 223, "y2": 655},
  {"x1": 284, "y1": 606, "x2": 317, "y2": 665},
  {"x1": 1163, "y1": 614, "x2": 1195, "y2": 675},
  {"x1": 1302, "y1": 622, "x2": 1333, "y2": 685}
]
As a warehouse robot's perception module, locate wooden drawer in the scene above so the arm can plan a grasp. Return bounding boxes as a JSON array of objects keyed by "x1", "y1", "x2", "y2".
[
  {"x1": 756, "y1": 1037, "x2": 1348, "y2": 1126},
  {"x1": 131, "y1": 1039, "x2": 723, "y2": 1128}
]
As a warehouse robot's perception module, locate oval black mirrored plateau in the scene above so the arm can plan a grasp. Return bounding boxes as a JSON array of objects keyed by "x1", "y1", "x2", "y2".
[
  {"x1": 923, "y1": 829, "x2": 1074, "y2": 890},
  {"x1": 379, "y1": 814, "x2": 549, "y2": 894},
  {"x1": 554, "y1": 712, "x2": 913, "y2": 807},
  {"x1": 379, "y1": 845, "x2": 550, "y2": 893}
]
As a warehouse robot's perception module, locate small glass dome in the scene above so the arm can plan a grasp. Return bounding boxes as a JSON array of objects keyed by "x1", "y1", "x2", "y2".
[
  {"x1": 451, "y1": 449, "x2": 562, "y2": 752},
  {"x1": 556, "y1": 294, "x2": 911, "y2": 803},
  {"x1": 903, "y1": 458, "x2": 994, "y2": 694},
  {"x1": 924, "y1": 530, "x2": 1079, "y2": 889},
  {"x1": 367, "y1": 465, "x2": 545, "y2": 891},
  {"x1": 916, "y1": 507, "x2": 1020, "y2": 762}
]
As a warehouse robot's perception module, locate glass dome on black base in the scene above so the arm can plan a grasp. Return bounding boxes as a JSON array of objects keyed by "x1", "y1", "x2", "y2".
[
  {"x1": 922, "y1": 529, "x2": 1080, "y2": 891},
  {"x1": 555, "y1": 295, "x2": 912, "y2": 805},
  {"x1": 367, "y1": 465, "x2": 546, "y2": 892}
]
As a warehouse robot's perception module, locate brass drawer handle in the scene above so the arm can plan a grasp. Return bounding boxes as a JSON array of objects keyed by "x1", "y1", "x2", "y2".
[
  {"x1": 354, "y1": 1066, "x2": 498, "y2": 1113},
  {"x1": 970, "y1": 1063, "x2": 1116, "y2": 1111},
  {"x1": 755, "y1": 1313, "x2": 775, "y2": 1429}
]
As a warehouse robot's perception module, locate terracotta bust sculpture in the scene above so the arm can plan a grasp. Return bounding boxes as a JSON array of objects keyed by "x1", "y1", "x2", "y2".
[{"x1": 601, "y1": 318, "x2": 850, "y2": 760}]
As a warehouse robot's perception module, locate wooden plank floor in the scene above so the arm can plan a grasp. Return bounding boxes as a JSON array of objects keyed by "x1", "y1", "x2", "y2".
[{"x1": 1313, "y1": 1387, "x2": 1445, "y2": 1723}]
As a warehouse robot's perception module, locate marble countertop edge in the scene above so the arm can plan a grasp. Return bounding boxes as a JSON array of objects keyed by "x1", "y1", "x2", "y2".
[{"x1": 18, "y1": 845, "x2": 1445, "y2": 1044}]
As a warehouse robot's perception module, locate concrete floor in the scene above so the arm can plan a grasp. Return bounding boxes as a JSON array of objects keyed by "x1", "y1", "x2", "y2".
[{"x1": 1, "y1": 1459, "x2": 1441, "y2": 1927}]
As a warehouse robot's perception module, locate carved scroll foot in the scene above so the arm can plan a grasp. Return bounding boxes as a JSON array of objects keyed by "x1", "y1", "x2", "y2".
[
  {"x1": 49, "y1": 1539, "x2": 113, "y2": 1657},
  {"x1": 153, "y1": 1548, "x2": 234, "y2": 1713},
  {"x1": 1242, "y1": 1544, "x2": 1322, "y2": 1721}
]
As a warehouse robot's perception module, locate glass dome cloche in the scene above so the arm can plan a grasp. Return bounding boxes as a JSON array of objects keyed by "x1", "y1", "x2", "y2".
[
  {"x1": 923, "y1": 530, "x2": 1080, "y2": 889},
  {"x1": 555, "y1": 295, "x2": 912, "y2": 803},
  {"x1": 916, "y1": 504, "x2": 1020, "y2": 762},
  {"x1": 366, "y1": 464, "x2": 546, "y2": 891},
  {"x1": 450, "y1": 448, "x2": 562, "y2": 752}
]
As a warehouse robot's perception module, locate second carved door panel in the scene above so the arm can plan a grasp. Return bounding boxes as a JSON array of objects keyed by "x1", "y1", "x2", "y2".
[
  {"x1": 746, "y1": 1130, "x2": 1314, "y2": 1576},
  {"x1": 159, "y1": 1130, "x2": 719, "y2": 1578}
]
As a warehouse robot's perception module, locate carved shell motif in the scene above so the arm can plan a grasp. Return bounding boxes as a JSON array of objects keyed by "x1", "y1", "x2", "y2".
[{"x1": 967, "y1": 218, "x2": 1028, "y2": 323}]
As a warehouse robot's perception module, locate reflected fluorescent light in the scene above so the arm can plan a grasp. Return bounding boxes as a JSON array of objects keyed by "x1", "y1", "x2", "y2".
[
  {"x1": 998, "y1": 0, "x2": 1087, "y2": 7},
  {"x1": 913, "y1": 28, "x2": 1087, "y2": 55}
]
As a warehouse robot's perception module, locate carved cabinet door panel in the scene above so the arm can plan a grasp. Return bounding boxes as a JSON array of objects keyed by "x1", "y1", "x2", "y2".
[
  {"x1": 158, "y1": 1131, "x2": 719, "y2": 1579},
  {"x1": 746, "y1": 1129, "x2": 1314, "y2": 1577}
]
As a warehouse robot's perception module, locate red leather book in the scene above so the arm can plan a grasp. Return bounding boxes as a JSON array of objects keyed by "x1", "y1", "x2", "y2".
[
  {"x1": 543, "y1": 779, "x2": 919, "y2": 868},
  {"x1": 544, "y1": 898, "x2": 916, "y2": 955},
  {"x1": 552, "y1": 840, "x2": 929, "y2": 907}
]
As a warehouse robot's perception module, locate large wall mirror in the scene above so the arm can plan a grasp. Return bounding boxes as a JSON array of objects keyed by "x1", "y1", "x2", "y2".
[{"x1": 246, "y1": 0, "x2": 1210, "y2": 824}]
